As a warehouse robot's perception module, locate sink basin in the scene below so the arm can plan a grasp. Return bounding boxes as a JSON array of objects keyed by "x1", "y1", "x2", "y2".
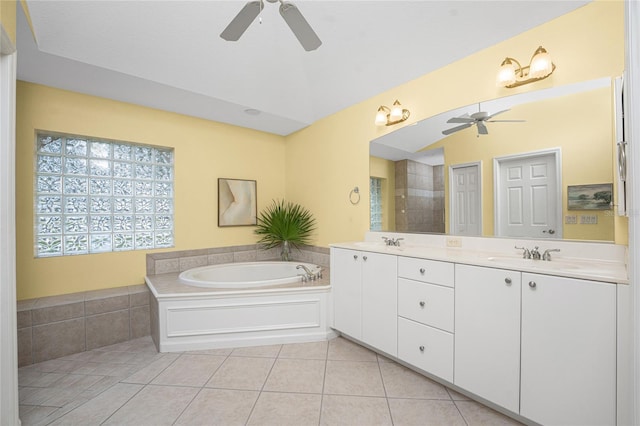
[
  {"x1": 486, "y1": 256, "x2": 612, "y2": 276},
  {"x1": 352, "y1": 241, "x2": 404, "y2": 251}
]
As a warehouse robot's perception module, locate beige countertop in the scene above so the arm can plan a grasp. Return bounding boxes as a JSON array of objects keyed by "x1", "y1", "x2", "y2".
[{"x1": 331, "y1": 241, "x2": 628, "y2": 284}]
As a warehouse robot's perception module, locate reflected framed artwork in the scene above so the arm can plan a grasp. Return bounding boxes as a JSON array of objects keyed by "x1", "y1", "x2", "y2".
[
  {"x1": 218, "y1": 178, "x2": 257, "y2": 227},
  {"x1": 567, "y1": 183, "x2": 613, "y2": 210}
]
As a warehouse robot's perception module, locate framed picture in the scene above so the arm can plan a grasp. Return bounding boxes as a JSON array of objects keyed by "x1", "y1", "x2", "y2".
[
  {"x1": 567, "y1": 183, "x2": 613, "y2": 210},
  {"x1": 218, "y1": 178, "x2": 257, "y2": 227}
]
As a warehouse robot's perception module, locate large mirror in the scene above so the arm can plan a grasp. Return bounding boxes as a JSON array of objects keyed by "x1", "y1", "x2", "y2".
[{"x1": 370, "y1": 78, "x2": 620, "y2": 242}]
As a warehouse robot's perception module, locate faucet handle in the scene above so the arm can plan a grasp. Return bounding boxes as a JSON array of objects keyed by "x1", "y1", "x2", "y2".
[{"x1": 515, "y1": 245, "x2": 531, "y2": 259}]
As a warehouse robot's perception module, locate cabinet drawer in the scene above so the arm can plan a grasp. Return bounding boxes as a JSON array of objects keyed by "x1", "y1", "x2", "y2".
[
  {"x1": 398, "y1": 257, "x2": 454, "y2": 287},
  {"x1": 398, "y1": 278, "x2": 454, "y2": 332},
  {"x1": 398, "y1": 317, "x2": 453, "y2": 382}
]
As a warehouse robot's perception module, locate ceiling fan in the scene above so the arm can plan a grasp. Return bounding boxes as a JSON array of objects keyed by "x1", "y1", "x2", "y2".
[
  {"x1": 442, "y1": 105, "x2": 525, "y2": 136},
  {"x1": 220, "y1": 0, "x2": 322, "y2": 51}
]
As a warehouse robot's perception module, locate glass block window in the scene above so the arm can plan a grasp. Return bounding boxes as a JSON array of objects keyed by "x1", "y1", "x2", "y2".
[
  {"x1": 370, "y1": 177, "x2": 383, "y2": 231},
  {"x1": 35, "y1": 132, "x2": 174, "y2": 257}
]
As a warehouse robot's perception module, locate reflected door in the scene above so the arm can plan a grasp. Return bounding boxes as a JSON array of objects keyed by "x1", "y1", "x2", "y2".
[
  {"x1": 450, "y1": 164, "x2": 481, "y2": 236},
  {"x1": 495, "y1": 151, "x2": 560, "y2": 239}
]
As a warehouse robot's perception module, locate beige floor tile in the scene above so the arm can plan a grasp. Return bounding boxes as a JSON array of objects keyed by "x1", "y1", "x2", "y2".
[
  {"x1": 206, "y1": 356, "x2": 275, "y2": 390},
  {"x1": 324, "y1": 360, "x2": 385, "y2": 397},
  {"x1": 320, "y1": 394, "x2": 392, "y2": 426},
  {"x1": 379, "y1": 362, "x2": 450, "y2": 399},
  {"x1": 102, "y1": 384, "x2": 199, "y2": 426},
  {"x1": 455, "y1": 400, "x2": 524, "y2": 425},
  {"x1": 187, "y1": 347, "x2": 234, "y2": 356},
  {"x1": 151, "y1": 354, "x2": 225, "y2": 387},
  {"x1": 327, "y1": 337, "x2": 377, "y2": 362},
  {"x1": 247, "y1": 392, "x2": 322, "y2": 426},
  {"x1": 389, "y1": 398, "x2": 467, "y2": 426},
  {"x1": 263, "y1": 358, "x2": 326, "y2": 393},
  {"x1": 447, "y1": 387, "x2": 472, "y2": 401},
  {"x1": 175, "y1": 388, "x2": 259, "y2": 426},
  {"x1": 231, "y1": 344, "x2": 282, "y2": 358},
  {"x1": 17, "y1": 405, "x2": 58, "y2": 425},
  {"x1": 279, "y1": 340, "x2": 328, "y2": 359},
  {"x1": 377, "y1": 353, "x2": 395, "y2": 363},
  {"x1": 122, "y1": 353, "x2": 180, "y2": 384},
  {"x1": 48, "y1": 383, "x2": 143, "y2": 425}
]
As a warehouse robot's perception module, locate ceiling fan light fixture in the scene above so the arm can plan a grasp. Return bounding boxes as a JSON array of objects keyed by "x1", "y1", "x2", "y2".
[
  {"x1": 497, "y1": 45, "x2": 556, "y2": 88},
  {"x1": 375, "y1": 100, "x2": 410, "y2": 126}
]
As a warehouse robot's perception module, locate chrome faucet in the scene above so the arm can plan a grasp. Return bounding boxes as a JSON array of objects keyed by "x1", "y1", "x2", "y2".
[
  {"x1": 530, "y1": 246, "x2": 541, "y2": 260},
  {"x1": 542, "y1": 248, "x2": 561, "y2": 261},
  {"x1": 296, "y1": 264, "x2": 322, "y2": 282},
  {"x1": 515, "y1": 245, "x2": 531, "y2": 259},
  {"x1": 382, "y1": 237, "x2": 404, "y2": 247}
]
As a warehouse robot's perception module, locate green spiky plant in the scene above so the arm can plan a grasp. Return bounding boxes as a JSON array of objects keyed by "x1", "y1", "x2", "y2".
[{"x1": 254, "y1": 199, "x2": 317, "y2": 261}]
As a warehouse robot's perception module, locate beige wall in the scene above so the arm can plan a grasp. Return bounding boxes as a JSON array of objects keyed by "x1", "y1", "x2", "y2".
[
  {"x1": 286, "y1": 1, "x2": 625, "y2": 247},
  {"x1": 1, "y1": 0, "x2": 16, "y2": 47},
  {"x1": 15, "y1": 1, "x2": 626, "y2": 300},
  {"x1": 16, "y1": 82, "x2": 286, "y2": 299}
]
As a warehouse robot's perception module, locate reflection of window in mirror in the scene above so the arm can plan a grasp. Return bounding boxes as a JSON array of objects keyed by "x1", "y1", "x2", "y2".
[{"x1": 370, "y1": 177, "x2": 383, "y2": 231}]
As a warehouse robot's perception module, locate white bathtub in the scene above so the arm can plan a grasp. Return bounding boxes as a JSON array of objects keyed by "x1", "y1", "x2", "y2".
[
  {"x1": 178, "y1": 261, "x2": 322, "y2": 288},
  {"x1": 148, "y1": 260, "x2": 334, "y2": 352}
]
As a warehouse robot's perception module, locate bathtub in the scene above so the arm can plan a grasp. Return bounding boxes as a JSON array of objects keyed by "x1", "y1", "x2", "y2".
[
  {"x1": 146, "y1": 261, "x2": 334, "y2": 352},
  {"x1": 178, "y1": 261, "x2": 322, "y2": 289}
]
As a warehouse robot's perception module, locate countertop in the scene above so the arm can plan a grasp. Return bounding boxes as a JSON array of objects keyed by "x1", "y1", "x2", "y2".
[{"x1": 330, "y1": 241, "x2": 628, "y2": 284}]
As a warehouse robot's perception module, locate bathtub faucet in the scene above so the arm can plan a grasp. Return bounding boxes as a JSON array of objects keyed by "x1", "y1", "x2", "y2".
[{"x1": 296, "y1": 264, "x2": 322, "y2": 282}]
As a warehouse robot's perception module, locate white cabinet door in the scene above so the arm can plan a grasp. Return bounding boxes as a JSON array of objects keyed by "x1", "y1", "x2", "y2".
[
  {"x1": 331, "y1": 248, "x2": 363, "y2": 339},
  {"x1": 362, "y1": 252, "x2": 398, "y2": 356},
  {"x1": 520, "y1": 273, "x2": 616, "y2": 426},
  {"x1": 454, "y1": 264, "x2": 521, "y2": 413}
]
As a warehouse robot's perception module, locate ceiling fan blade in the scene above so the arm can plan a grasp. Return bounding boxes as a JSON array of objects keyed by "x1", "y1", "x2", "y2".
[
  {"x1": 442, "y1": 123, "x2": 472, "y2": 135},
  {"x1": 220, "y1": 1, "x2": 262, "y2": 42},
  {"x1": 447, "y1": 114, "x2": 473, "y2": 124},
  {"x1": 279, "y1": 2, "x2": 322, "y2": 51},
  {"x1": 487, "y1": 119, "x2": 526, "y2": 123},
  {"x1": 486, "y1": 109, "x2": 510, "y2": 120},
  {"x1": 477, "y1": 121, "x2": 489, "y2": 135}
]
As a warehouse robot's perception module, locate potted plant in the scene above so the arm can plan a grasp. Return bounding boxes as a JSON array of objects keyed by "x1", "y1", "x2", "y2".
[{"x1": 254, "y1": 199, "x2": 317, "y2": 261}]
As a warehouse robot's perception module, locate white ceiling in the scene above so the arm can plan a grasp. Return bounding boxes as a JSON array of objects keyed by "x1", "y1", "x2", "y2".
[{"x1": 17, "y1": 1, "x2": 590, "y2": 136}]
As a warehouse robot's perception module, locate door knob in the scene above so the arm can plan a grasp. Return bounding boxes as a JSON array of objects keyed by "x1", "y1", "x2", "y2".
[
  {"x1": 505, "y1": 277, "x2": 512, "y2": 285},
  {"x1": 353, "y1": 255, "x2": 358, "y2": 260},
  {"x1": 419, "y1": 301, "x2": 425, "y2": 307},
  {"x1": 363, "y1": 255, "x2": 367, "y2": 261},
  {"x1": 529, "y1": 281, "x2": 537, "y2": 288},
  {"x1": 419, "y1": 345, "x2": 425, "y2": 352},
  {"x1": 542, "y1": 229, "x2": 556, "y2": 234},
  {"x1": 419, "y1": 268, "x2": 426, "y2": 274}
]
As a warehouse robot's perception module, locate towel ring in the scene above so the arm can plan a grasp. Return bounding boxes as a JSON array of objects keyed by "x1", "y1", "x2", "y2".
[{"x1": 349, "y1": 187, "x2": 360, "y2": 205}]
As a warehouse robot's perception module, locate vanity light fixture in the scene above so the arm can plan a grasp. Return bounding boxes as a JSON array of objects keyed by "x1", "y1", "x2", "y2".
[
  {"x1": 496, "y1": 46, "x2": 556, "y2": 88},
  {"x1": 375, "y1": 100, "x2": 411, "y2": 126}
]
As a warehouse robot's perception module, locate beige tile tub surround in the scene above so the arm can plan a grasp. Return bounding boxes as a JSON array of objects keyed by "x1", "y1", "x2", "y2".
[
  {"x1": 17, "y1": 285, "x2": 151, "y2": 367},
  {"x1": 146, "y1": 243, "x2": 331, "y2": 276}
]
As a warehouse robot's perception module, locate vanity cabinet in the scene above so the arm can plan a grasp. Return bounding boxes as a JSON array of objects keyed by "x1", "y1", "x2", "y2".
[
  {"x1": 520, "y1": 273, "x2": 616, "y2": 426},
  {"x1": 397, "y1": 257, "x2": 455, "y2": 381},
  {"x1": 454, "y1": 264, "x2": 522, "y2": 413},
  {"x1": 330, "y1": 248, "x2": 398, "y2": 356}
]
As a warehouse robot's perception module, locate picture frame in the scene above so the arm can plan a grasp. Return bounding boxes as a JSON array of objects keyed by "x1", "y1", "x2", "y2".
[
  {"x1": 218, "y1": 178, "x2": 257, "y2": 227},
  {"x1": 567, "y1": 183, "x2": 613, "y2": 210}
]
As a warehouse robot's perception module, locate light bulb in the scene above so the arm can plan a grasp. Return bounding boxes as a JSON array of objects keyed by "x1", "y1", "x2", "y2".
[
  {"x1": 375, "y1": 108, "x2": 388, "y2": 126},
  {"x1": 496, "y1": 59, "x2": 517, "y2": 87},
  {"x1": 529, "y1": 46, "x2": 553, "y2": 79},
  {"x1": 389, "y1": 101, "x2": 403, "y2": 122}
]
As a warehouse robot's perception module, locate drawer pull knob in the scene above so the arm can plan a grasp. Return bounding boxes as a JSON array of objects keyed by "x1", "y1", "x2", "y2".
[
  {"x1": 419, "y1": 301, "x2": 425, "y2": 307},
  {"x1": 529, "y1": 281, "x2": 537, "y2": 288},
  {"x1": 505, "y1": 277, "x2": 512, "y2": 285},
  {"x1": 419, "y1": 268, "x2": 426, "y2": 274},
  {"x1": 353, "y1": 255, "x2": 358, "y2": 260},
  {"x1": 363, "y1": 255, "x2": 368, "y2": 261},
  {"x1": 419, "y1": 345, "x2": 425, "y2": 352}
]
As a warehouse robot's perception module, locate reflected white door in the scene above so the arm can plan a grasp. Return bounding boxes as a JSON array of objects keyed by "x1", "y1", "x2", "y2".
[
  {"x1": 495, "y1": 151, "x2": 561, "y2": 239},
  {"x1": 450, "y1": 164, "x2": 481, "y2": 236}
]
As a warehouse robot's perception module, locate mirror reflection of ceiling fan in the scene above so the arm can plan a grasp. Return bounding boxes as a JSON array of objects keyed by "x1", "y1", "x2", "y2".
[
  {"x1": 220, "y1": 0, "x2": 322, "y2": 51},
  {"x1": 442, "y1": 104, "x2": 525, "y2": 136}
]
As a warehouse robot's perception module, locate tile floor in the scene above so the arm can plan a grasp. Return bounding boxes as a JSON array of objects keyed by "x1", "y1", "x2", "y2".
[{"x1": 18, "y1": 336, "x2": 523, "y2": 426}]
